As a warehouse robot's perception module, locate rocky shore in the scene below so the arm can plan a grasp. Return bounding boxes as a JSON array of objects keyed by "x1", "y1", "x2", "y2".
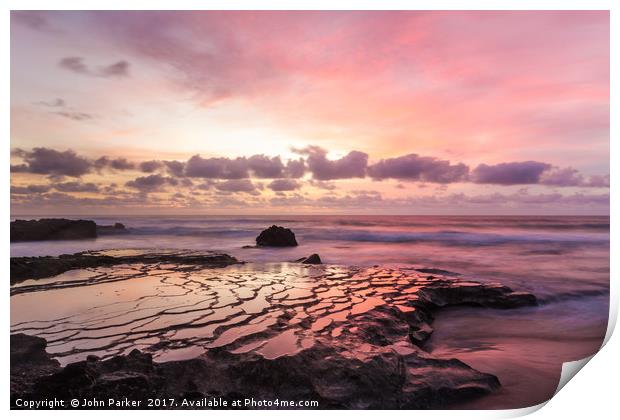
[
  {"x1": 11, "y1": 218, "x2": 129, "y2": 242},
  {"x1": 10, "y1": 249, "x2": 240, "y2": 285},
  {"x1": 10, "y1": 251, "x2": 537, "y2": 409},
  {"x1": 11, "y1": 331, "x2": 500, "y2": 409}
]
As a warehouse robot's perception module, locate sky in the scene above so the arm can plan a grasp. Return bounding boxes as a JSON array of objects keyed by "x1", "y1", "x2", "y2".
[{"x1": 10, "y1": 11, "x2": 609, "y2": 215}]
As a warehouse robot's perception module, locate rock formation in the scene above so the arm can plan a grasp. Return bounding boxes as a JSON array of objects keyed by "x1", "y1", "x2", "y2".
[
  {"x1": 11, "y1": 333, "x2": 500, "y2": 409},
  {"x1": 10, "y1": 249, "x2": 240, "y2": 285},
  {"x1": 97, "y1": 222, "x2": 128, "y2": 235},
  {"x1": 10, "y1": 257, "x2": 538, "y2": 409},
  {"x1": 11, "y1": 218, "x2": 129, "y2": 242},
  {"x1": 296, "y1": 254, "x2": 322, "y2": 264},
  {"x1": 256, "y1": 225, "x2": 298, "y2": 247},
  {"x1": 11, "y1": 334, "x2": 60, "y2": 399},
  {"x1": 11, "y1": 218, "x2": 97, "y2": 242}
]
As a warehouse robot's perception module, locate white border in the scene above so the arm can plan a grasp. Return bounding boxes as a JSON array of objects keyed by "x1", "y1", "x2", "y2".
[{"x1": 3, "y1": 1, "x2": 617, "y2": 419}]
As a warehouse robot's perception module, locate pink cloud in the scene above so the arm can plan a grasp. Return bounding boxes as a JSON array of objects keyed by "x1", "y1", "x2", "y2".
[
  {"x1": 10, "y1": 11, "x2": 610, "y2": 214},
  {"x1": 16, "y1": 11, "x2": 609, "y2": 167}
]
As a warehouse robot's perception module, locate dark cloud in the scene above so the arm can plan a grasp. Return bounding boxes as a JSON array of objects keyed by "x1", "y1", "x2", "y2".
[
  {"x1": 98, "y1": 60, "x2": 130, "y2": 77},
  {"x1": 53, "y1": 182, "x2": 100, "y2": 193},
  {"x1": 164, "y1": 160, "x2": 185, "y2": 177},
  {"x1": 195, "y1": 178, "x2": 217, "y2": 191},
  {"x1": 12, "y1": 147, "x2": 92, "y2": 177},
  {"x1": 285, "y1": 158, "x2": 306, "y2": 178},
  {"x1": 11, "y1": 184, "x2": 52, "y2": 194},
  {"x1": 11, "y1": 146, "x2": 608, "y2": 201},
  {"x1": 95, "y1": 157, "x2": 135, "y2": 171},
  {"x1": 247, "y1": 155, "x2": 285, "y2": 178},
  {"x1": 33, "y1": 98, "x2": 96, "y2": 122},
  {"x1": 34, "y1": 98, "x2": 65, "y2": 108},
  {"x1": 10, "y1": 164, "x2": 29, "y2": 173},
  {"x1": 268, "y1": 179, "x2": 301, "y2": 191},
  {"x1": 539, "y1": 169, "x2": 609, "y2": 188},
  {"x1": 294, "y1": 145, "x2": 368, "y2": 180},
  {"x1": 10, "y1": 148, "x2": 142, "y2": 178},
  {"x1": 471, "y1": 161, "x2": 552, "y2": 185},
  {"x1": 59, "y1": 56, "x2": 130, "y2": 78},
  {"x1": 308, "y1": 179, "x2": 337, "y2": 190},
  {"x1": 195, "y1": 181, "x2": 215, "y2": 191},
  {"x1": 248, "y1": 155, "x2": 306, "y2": 179},
  {"x1": 171, "y1": 192, "x2": 188, "y2": 201},
  {"x1": 185, "y1": 155, "x2": 249, "y2": 179},
  {"x1": 185, "y1": 155, "x2": 298, "y2": 179},
  {"x1": 139, "y1": 160, "x2": 164, "y2": 173},
  {"x1": 539, "y1": 167, "x2": 584, "y2": 187},
  {"x1": 54, "y1": 111, "x2": 96, "y2": 121},
  {"x1": 47, "y1": 174, "x2": 67, "y2": 182},
  {"x1": 585, "y1": 174, "x2": 610, "y2": 188},
  {"x1": 215, "y1": 179, "x2": 257, "y2": 194},
  {"x1": 137, "y1": 159, "x2": 184, "y2": 176},
  {"x1": 180, "y1": 178, "x2": 194, "y2": 187},
  {"x1": 367, "y1": 154, "x2": 469, "y2": 183},
  {"x1": 12, "y1": 11, "x2": 54, "y2": 32},
  {"x1": 11, "y1": 191, "x2": 160, "y2": 210},
  {"x1": 126, "y1": 174, "x2": 178, "y2": 191},
  {"x1": 59, "y1": 57, "x2": 89, "y2": 74}
]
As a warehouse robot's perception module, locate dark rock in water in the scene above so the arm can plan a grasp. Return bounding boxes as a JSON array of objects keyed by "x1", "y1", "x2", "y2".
[
  {"x1": 10, "y1": 249, "x2": 240, "y2": 285},
  {"x1": 11, "y1": 218, "x2": 129, "y2": 241},
  {"x1": 417, "y1": 268, "x2": 460, "y2": 276},
  {"x1": 11, "y1": 334, "x2": 60, "y2": 399},
  {"x1": 418, "y1": 282, "x2": 537, "y2": 309},
  {"x1": 11, "y1": 334, "x2": 58, "y2": 366},
  {"x1": 256, "y1": 225, "x2": 298, "y2": 247},
  {"x1": 408, "y1": 323, "x2": 434, "y2": 346},
  {"x1": 97, "y1": 222, "x2": 129, "y2": 235},
  {"x1": 11, "y1": 333, "x2": 499, "y2": 409},
  {"x1": 11, "y1": 218, "x2": 97, "y2": 242},
  {"x1": 30, "y1": 348, "x2": 163, "y2": 404},
  {"x1": 296, "y1": 253, "x2": 322, "y2": 264}
]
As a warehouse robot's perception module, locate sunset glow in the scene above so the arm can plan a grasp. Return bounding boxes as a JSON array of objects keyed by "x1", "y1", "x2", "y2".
[{"x1": 10, "y1": 11, "x2": 610, "y2": 215}]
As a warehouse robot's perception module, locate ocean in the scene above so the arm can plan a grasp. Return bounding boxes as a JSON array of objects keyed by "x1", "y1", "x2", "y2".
[
  {"x1": 10, "y1": 215, "x2": 610, "y2": 408},
  {"x1": 10, "y1": 215, "x2": 610, "y2": 299}
]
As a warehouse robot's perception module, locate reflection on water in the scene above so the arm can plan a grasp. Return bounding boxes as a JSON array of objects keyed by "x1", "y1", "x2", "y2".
[
  {"x1": 11, "y1": 263, "x2": 455, "y2": 365},
  {"x1": 428, "y1": 295, "x2": 608, "y2": 409}
]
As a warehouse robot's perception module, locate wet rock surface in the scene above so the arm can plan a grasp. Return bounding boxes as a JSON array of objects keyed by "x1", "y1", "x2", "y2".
[
  {"x1": 296, "y1": 254, "x2": 322, "y2": 264},
  {"x1": 12, "y1": 334, "x2": 500, "y2": 409},
  {"x1": 10, "y1": 249, "x2": 240, "y2": 285},
  {"x1": 11, "y1": 334, "x2": 60, "y2": 398},
  {"x1": 10, "y1": 254, "x2": 536, "y2": 409},
  {"x1": 256, "y1": 225, "x2": 298, "y2": 247}
]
